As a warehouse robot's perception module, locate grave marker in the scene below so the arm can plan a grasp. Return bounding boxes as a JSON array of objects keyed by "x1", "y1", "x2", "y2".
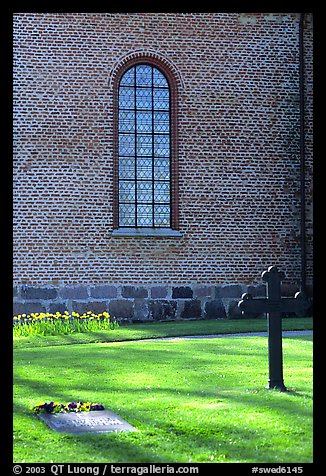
[
  {"x1": 38, "y1": 410, "x2": 136, "y2": 434},
  {"x1": 238, "y1": 266, "x2": 310, "y2": 391}
]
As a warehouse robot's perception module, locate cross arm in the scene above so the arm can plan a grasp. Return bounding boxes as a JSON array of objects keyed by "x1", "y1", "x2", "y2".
[
  {"x1": 282, "y1": 291, "x2": 311, "y2": 316},
  {"x1": 238, "y1": 293, "x2": 271, "y2": 314},
  {"x1": 238, "y1": 291, "x2": 310, "y2": 316}
]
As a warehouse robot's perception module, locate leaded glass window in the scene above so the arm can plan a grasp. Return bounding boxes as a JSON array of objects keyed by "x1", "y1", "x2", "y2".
[{"x1": 118, "y1": 64, "x2": 171, "y2": 227}]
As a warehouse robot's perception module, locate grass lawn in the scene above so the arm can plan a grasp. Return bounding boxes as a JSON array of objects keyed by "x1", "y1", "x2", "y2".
[
  {"x1": 13, "y1": 318, "x2": 313, "y2": 464},
  {"x1": 13, "y1": 316, "x2": 313, "y2": 348}
]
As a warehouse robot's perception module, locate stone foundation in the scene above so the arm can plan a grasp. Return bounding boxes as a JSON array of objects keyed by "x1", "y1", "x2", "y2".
[
  {"x1": 13, "y1": 282, "x2": 310, "y2": 321},
  {"x1": 13, "y1": 284, "x2": 310, "y2": 322}
]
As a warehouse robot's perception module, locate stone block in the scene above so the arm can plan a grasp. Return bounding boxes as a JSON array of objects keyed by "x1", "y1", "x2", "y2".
[
  {"x1": 181, "y1": 300, "x2": 202, "y2": 319},
  {"x1": 90, "y1": 285, "x2": 118, "y2": 299},
  {"x1": 172, "y1": 286, "x2": 193, "y2": 299},
  {"x1": 72, "y1": 301, "x2": 108, "y2": 315},
  {"x1": 280, "y1": 283, "x2": 299, "y2": 297},
  {"x1": 193, "y1": 286, "x2": 214, "y2": 298},
  {"x1": 204, "y1": 299, "x2": 227, "y2": 319},
  {"x1": 13, "y1": 302, "x2": 46, "y2": 316},
  {"x1": 150, "y1": 286, "x2": 168, "y2": 299},
  {"x1": 48, "y1": 302, "x2": 69, "y2": 314},
  {"x1": 59, "y1": 286, "x2": 89, "y2": 300},
  {"x1": 109, "y1": 299, "x2": 133, "y2": 319},
  {"x1": 215, "y1": 285, "x2": 243, "y2": 299},
  {"x1": 223, "y1": 299, "x2": 243, "y2": 319},
  {"x1": 149, "y1": 300, "x2": 177, "y2": 320},
  {"x1": 133, "y1": 300, "x2": 149, "y2": 320},
  {"x1": 121, "y1": 286, "x2": 148, "y2": 299},
  {"x1": 247, "y1": 284, "x2": 266, "y2": 297},
  {"x1": 23, "y1": 287, "x2": 58, "y2": 300}
]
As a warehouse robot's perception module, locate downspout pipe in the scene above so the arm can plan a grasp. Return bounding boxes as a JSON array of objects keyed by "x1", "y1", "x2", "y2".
[{"x1": 299, "y1": 13, "x2": 306, "y2": 295}]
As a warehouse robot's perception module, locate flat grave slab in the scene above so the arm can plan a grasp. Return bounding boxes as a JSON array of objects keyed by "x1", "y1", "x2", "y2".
[{"x1": 37, "y1": 410, "x2": 136, "y2": 434}]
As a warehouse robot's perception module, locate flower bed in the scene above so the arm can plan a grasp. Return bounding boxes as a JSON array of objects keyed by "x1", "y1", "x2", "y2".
[
  {"x1": 31, "y1": 401, "x2": 105, "y2": 414},
  {"x1": 13, "y1": 311, "x2": 118, "y2": 336}
]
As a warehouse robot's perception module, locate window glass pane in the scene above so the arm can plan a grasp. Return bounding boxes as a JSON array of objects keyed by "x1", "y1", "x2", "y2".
[
  {"x1": 119, "y1": 158, "x2": 135, "y2": 179},
  {"x1": 119, "y1": 181, "x2": 135, "y2": 203},
  {"x1": 154, "y1": 134, "x2": 170, "y2": 157},
  {"x1": 154, "y1": 205, "x2": 170, "y2": 226},
  {"x1": 137, "y1": 181, "x2": 153, "y2": 203},
  {"x1": 154, "y1": 181, "x2": 170, "y2": 203},
  {"x1": 137, "y1": 204, "x2": 153, "y2": 226},
  {"x1": 120, "y1": 67, "x2": 135, "y2": 86},
  {"x1": 154, "y1": 112, "x2": 169, "y2": 133},
  {"x1": 119, "y1": 87, "x2": 134, "y2": 109},
  {"x1": 137, "y1": 111, "x2": 153, "y2": 133},
  {"x1": 119, "y1": 134, "x2": 135, "y2": 156},
  {"x1": 119, "y1": 204, "x2": 136, "y2": 227},
  {"x1": 119, "y1": 111, "x2": 135, "y2": 132},
  {"x1": 137, "y1": 158, "x2": 153, "y2": 179},
  {"x1": 153, "y1": 88, "x2": 169, "y2": 110},
  {"x1": 154, "y1": 158, "x2": 170, "y2": 180},
  {"x1": 136, "y1": 87, "x2": 152, "y2": 109},
  {"x1": 153, "y1": 68, "x2": 168, "y2": 88},
  {"x1": 137, "y1": 134, "x2": 152, "y2": 156},
  {"x1": 136, "y1": 65, "x2": 152, "y2": 86}
]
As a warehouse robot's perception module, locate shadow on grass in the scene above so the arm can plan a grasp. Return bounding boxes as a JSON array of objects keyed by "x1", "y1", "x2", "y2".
[
  {"x1": 284, "y1": 389, "x2": 313, "y2": 398},
  {"x1": 13, "y1": 390, "x2": 312, "y2": 464},
  {"x1": 13, "y1": 337, "x2": 313, "y2": 463},
  {"x1": 14, "y1": 366, "x2": 313, "y2": 425}
]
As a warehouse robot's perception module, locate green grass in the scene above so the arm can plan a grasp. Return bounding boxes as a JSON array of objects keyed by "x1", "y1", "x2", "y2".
[
  {"x1": 13, "y1": 322, "x2": 313, "y2": 463},
  {"x1": 13, "y1": 317, "x2": 312, "y2": 349}
]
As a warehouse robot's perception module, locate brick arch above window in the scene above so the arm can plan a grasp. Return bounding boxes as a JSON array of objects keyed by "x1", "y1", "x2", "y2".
[
  {"x1": 110, "y1": 53, "x2": 182, "y2": 237},
  {"x1": 108, "y1": 50, "x2": 185, "y2": 94}
]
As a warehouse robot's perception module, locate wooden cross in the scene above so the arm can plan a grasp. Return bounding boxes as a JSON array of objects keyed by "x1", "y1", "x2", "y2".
[{"x1": 238, "y1": 266, "x2": 309, "y2": 391}]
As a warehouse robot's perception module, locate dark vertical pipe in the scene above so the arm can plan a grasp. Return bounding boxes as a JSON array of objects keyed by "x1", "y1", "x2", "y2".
[{"x1": 299, "y1": 13, "x2": 306, "y2": 294}]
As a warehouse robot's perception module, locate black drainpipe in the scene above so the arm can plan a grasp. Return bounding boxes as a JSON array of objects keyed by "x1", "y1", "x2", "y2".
[{"x1": 299, "y1": 12, "x2": 306, "y2": 294}]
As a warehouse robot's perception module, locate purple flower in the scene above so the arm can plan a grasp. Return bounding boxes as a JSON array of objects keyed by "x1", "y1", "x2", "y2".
[
  {"x1": 44, "y1": 402, "x2": 54, "y2": 413},
  {"x1": 90, "y1": 404, "x2": 105, "y2": 411}
]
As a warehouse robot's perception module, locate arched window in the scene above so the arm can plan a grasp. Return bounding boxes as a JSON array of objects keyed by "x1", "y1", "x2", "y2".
[{"x1": 114, "y1": 62, "x2": 178, "y2": 232}]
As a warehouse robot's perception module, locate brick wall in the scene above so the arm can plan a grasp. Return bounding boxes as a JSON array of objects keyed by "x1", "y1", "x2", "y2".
[{"x1": 13, "y1": 13, "x2": 313, "y2": 319}]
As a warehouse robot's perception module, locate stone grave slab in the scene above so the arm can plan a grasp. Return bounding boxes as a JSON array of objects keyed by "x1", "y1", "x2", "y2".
[{"x1": 37, "y1": 410, "x2": 136, "y2": 434}]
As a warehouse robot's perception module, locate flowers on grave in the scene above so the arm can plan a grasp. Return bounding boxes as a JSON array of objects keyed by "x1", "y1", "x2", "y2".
[
  {"x1": 31, "y1": 401, "x2": 63, "y2": 414},
  {"x1": 31, "y1": 401, "x2": 105, "y2": 414}
]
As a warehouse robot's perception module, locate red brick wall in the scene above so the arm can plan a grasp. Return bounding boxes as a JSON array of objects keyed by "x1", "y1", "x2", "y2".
[
  {"x1": 302, "y1": 14, "x2": 313, "y2": 287},
  {"x1": 13, "y1": 13, "x2": 313, "y2": 292}
]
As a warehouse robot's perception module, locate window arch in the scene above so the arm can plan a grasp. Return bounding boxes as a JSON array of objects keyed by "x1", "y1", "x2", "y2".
[{"x1": 112, "y1": 58, "x2": 180, "y2": 234}]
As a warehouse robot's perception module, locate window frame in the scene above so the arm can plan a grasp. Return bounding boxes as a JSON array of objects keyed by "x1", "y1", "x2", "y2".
[{"x1": 112, "y1": 57, "x2": 180, "y2": 236}]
